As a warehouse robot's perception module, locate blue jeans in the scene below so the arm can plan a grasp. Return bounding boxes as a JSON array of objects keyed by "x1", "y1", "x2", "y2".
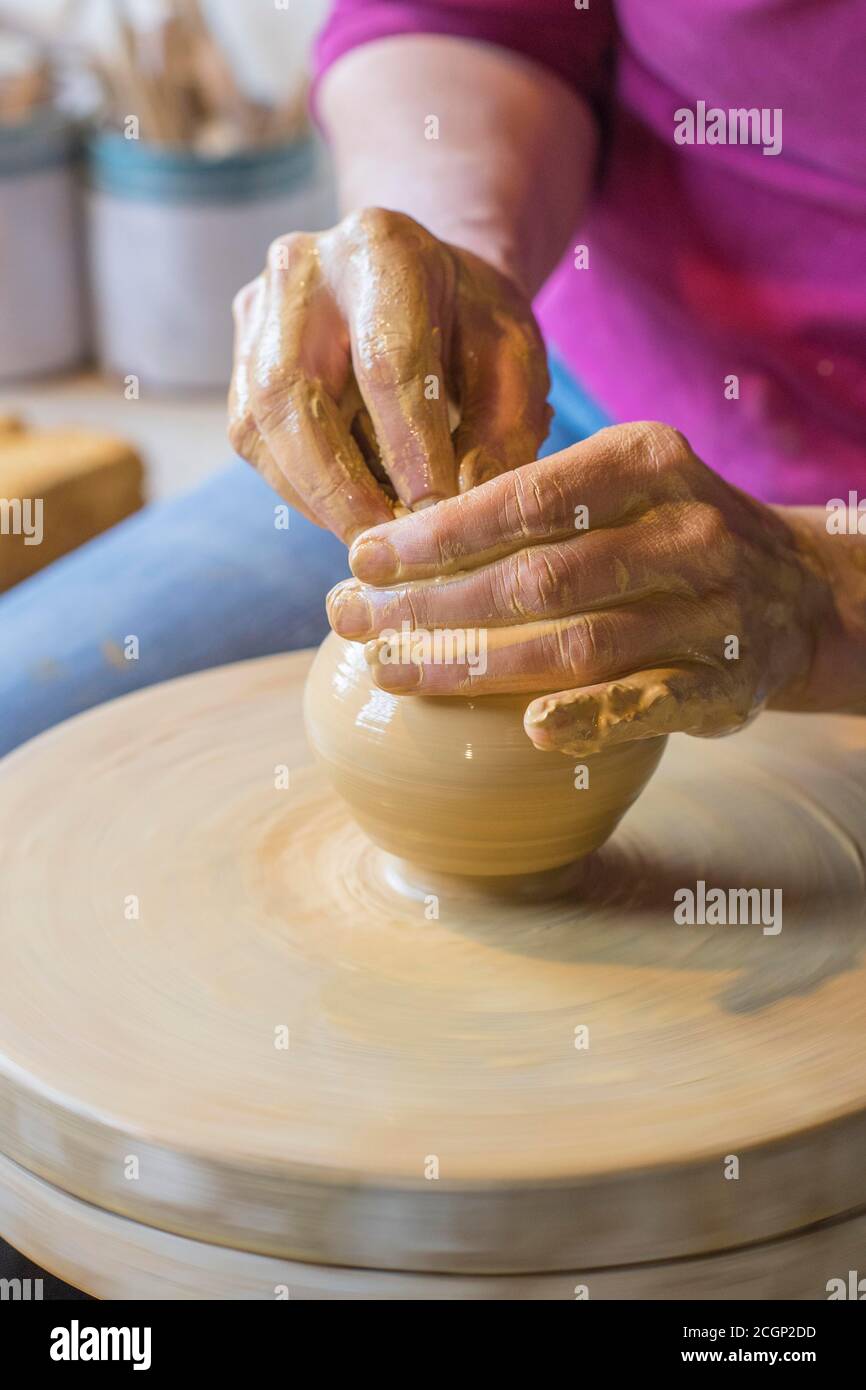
[{"x1": 0, "y1": 356, "x2": 609, "y2": 757}]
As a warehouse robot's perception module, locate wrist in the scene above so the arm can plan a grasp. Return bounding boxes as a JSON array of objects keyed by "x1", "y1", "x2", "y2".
[
  {"x1": 332, "y1": 188, "x2": 533, "y2": 297},
  {"x1": 320, "y1": 35, "x2": 596, "y2": 302},
  {"x1": 442, "y1": 226, "x2": 533, "y2": 297},
  {"x1": 770, "y1": 507, "x2": 866, "y2": 713}
]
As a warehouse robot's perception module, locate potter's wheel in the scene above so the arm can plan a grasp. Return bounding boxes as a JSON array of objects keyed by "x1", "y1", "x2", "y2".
[{"x1": 1, "y1": 649, "x2": 866, "y2": 1295}]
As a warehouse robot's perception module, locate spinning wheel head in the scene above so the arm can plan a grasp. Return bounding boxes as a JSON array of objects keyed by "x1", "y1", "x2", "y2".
[{"x1": 1, "y1": 649, "x2": 866, "y2": 1295}]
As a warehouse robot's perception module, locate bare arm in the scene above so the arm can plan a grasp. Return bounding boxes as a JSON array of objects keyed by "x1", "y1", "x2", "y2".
[
  {"x1": 776, "y1": 508, "x2": 866, "y2": 715},
  {"x1": 317, "y1": 33, "x2": 598, "y2": 294}
]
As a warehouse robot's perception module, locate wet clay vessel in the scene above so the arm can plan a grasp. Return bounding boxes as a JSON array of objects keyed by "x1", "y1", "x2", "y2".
[{"x1": 303, "y1": 633, "x2": 667, "y2": 880}]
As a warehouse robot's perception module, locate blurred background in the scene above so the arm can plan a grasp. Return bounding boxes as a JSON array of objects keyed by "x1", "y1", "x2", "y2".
[{"x1": 0, "y1": 0, "x2": 335, "y2": 592}]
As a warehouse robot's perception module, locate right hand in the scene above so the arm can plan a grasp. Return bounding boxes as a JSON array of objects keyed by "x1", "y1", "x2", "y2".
[{"x1": 228, "y1": 208, "x2": 551, "y2": 543}]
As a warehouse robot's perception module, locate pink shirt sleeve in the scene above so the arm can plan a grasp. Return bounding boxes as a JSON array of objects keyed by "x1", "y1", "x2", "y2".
[{"x1": 312, "y1": 0, "x2": 615, "y2": 108}]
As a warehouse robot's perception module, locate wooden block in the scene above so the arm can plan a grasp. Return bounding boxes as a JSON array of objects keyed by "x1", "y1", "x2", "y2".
[{"x1": 0, "y1": 426, "x2": 144, "y2": 591}]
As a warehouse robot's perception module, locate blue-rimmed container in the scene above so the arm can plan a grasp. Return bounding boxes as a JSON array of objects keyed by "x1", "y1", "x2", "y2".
[
  {"x1": 86, "y1": 132, "x2": 336, "y2": 390},
  {"x1": 0, "y1": 111, "x2": 86, "y2": 380}
]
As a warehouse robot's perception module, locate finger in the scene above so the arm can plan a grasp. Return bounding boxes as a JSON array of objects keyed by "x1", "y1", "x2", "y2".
[
  {"x1": 260, "y1": 379, "x2": 395, "y2": 543},
  {"x1": 249, "y1": 235, "x2": 395, "y2": 543},
  {"x1": 229, "y1": 278, "x2": 321, "y2": 526},
  {"x1": 338, "y1": 222, "x2": 457, "y2": 508},
  {"x1": 451, "y1": 298, "x2": 551, "y2": 491},
  {"x1": 334, "y1": 377, "x2": 388, "y2": 488},
  {"x1": 363, "y1": 594, "x2": 732, "y2": 695},
  {"x1": 349, "y1": 421, "x2": 684, "y2": 584},
  {"x1": 350, "y1": 403, "x2": 393, "y2": 492},
  {"x1": 328, "y1": 517, "x2": 704, "y2": 640},
  {"x1": 524, "y1": 663, "x2": 756, "y2": 755}
]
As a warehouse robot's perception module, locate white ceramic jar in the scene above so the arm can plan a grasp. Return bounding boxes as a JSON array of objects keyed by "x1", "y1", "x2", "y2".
[
  {"x1": 0, "y1": 113, "x2": 86, "y2": 380},
  {"x1": 86, "y1": 131, "x2": 336, "y2": 390}
]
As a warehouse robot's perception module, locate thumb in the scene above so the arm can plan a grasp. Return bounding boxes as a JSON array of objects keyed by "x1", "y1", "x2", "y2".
[{"x1": 524, "y1": 664, "x2": 753, "y2": 756}]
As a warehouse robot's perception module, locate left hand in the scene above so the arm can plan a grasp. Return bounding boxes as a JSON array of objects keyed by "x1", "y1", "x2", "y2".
[{"x1": 326, "y1": 422, "x2": 833, "y2": 755}]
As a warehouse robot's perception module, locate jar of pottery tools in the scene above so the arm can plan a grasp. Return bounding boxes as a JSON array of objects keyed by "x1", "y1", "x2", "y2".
[{"x1": 84, "y1": 6, "x2": 335, "y2": 390}]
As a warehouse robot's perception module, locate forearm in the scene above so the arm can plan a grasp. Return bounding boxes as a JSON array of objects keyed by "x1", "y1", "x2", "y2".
[
  {"x1": 772, "y1": 507, "x2": 866, "y2": 714},
  {"x1": 317, "y1": 34, "x2": 597, "y2": 294}
]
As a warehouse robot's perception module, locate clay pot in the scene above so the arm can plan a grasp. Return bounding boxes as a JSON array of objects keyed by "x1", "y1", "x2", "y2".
[{"x1": 304, "y1": 633, "x2": 667, "y2": 879}]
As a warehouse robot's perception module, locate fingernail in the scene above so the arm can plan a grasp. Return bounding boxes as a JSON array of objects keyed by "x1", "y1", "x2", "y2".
[
  {"x1": 458, "y1": 447, "x2": 502, "y2": 491},
  {"x1": 364, "y1": 639, "x2": 422, "y2": 690},
  {"x1": 372, "y1": 660, "x2": 422, "y2": 691},
  {"x1": 524, "y1": 696, "x2": 557, "y2": 726},
  {"x1": 524, "y1": 699, "x2": 581, "y2": 755},
  {"x1": 327, "y1": 583, "x2": 372, "y2": 638},
  {"x1": 412, "y1": 493, "x2": 446, "y2": 511},
  {"x1": 350, "y1": 535, "x2": 400, "y2": 583}
]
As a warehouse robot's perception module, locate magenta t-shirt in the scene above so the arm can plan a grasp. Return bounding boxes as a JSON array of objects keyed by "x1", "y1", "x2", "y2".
[{"x1": 314, "y1": 0, "x2": 866, "y2": 506}]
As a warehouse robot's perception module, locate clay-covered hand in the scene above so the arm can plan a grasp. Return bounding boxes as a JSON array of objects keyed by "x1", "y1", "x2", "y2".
[
  {"x1": 228, "y1": 208, "x2": 551, "y2": 543},
  {"x1": 327, "y1": 422, "x2": 835, "y2": 754}
]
